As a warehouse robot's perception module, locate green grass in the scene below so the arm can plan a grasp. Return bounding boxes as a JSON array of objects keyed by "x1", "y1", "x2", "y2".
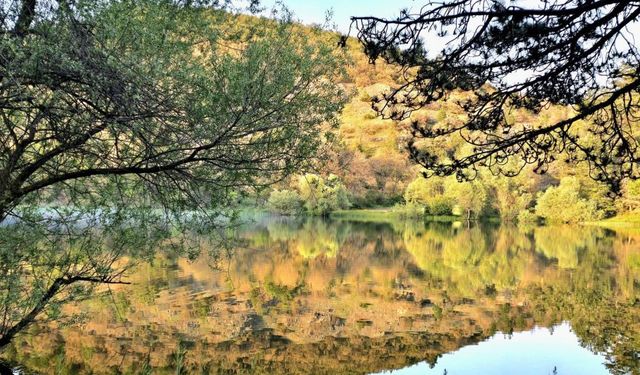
[
  {"x1": 584, "y1": 213, "x2": 640, "y2": 226},
  {"x1": 331, "y1": 208, "x2": 400, "y2": 222},
  {"x1": 425, "y1": 214, "x2": 466, "y2": 222},
  {"x1": 330, "y1": 208, "x2": 461, "y2": 223},
  {"x1": 599, "y1": 213, "x2": 640, "y2": 223},
  {"x1": 584, "y1": 213, "x2": 640, "y2": 233}
]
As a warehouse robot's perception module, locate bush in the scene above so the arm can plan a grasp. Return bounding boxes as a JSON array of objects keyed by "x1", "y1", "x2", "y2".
[
  {"x1": 404, "y1": 177, "x2": 444, "y2": 205},
  {"x1": 404, "y1": 177, "x2": 455, "y2": 216},
  {"x1": 267, "y1": 190, "x2": 303, "y2": 215},
  {"x1": 298, "y1": 174, "x2": 351, "y2": 216},
  {"x1": 535, "y1": 177, "x2": 603, "y2": 223},
  {"x1": 491, "y1": 177, "x2": 534, "y2": 221},
  {"x1": 359, "y1": 91, "x2": 372, "y2": 102},
  {"x1": 444, "y1": 178, "x2": 489, "y2": 220},
  {"x1": 620, "y1": 179, "x2": 640, "y2": 212},
  {"x1": 516, "y1": 209, "x2": 538, "y2": 224},
  {"x1": 426, "y1": 196, "x2": 454, "y2": 216}
]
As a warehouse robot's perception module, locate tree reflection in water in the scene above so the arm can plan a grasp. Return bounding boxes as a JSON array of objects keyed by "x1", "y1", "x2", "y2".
[{"x1": 0, "y1": 217, "x2": 639, "y2": 374}]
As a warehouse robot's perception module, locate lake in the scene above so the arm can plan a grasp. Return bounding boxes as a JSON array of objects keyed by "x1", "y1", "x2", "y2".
[{"x1": 1, "y1": 217, "x2": 639, "y2": 374}]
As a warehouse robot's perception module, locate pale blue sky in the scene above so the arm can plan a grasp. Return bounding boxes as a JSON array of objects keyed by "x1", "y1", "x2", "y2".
[
  {"x1": 256, "y1": 0, "x2": 420, "y2": 33},
  {"x1": 251, "y1": 0, "x2": 640, "y2": 86}
]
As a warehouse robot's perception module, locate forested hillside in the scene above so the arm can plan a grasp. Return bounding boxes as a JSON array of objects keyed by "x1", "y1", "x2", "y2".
[{"x1": 254, "y1": 17, "x2": 640, "y2": 223}]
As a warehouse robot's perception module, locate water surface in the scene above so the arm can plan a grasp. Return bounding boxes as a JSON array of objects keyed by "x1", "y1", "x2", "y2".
[
  {"x1": 378, "y1": 323, "x2": 609, "y2": 375},
  {"x1": 2, "y1": 218, "x2": 639, "y2": 374}
]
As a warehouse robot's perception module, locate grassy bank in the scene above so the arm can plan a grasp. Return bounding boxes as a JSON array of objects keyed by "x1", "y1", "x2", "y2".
[
  {"x1": 599, "y1": 213, "x2": 640, "y2": 223},
  {"x1": 333, "y1": 209, "x2": 640, "y2": 228},
  {"x1": 330, "y1": 208, "x2": 460, "y2": 223},
  {"x1": 585, "y1": 213, "x2": 640, "y2": 233},
  {"x1": 584, "y1": 213, "x2": 640, "y2": 225}
]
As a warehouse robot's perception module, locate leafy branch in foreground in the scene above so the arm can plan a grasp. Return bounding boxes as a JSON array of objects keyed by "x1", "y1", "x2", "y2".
[
  {"x1": 0, "y1": 206, "x2": 233, "y2": 350},
  {"x1": 0, "y1": 0, "x2": 347, "y2": 221},
  {"x1": 352, "y1": 0, "x2": 640, "y2": 190},
  {"x1": 0, "y1": 221, "x2": 133, "y2": 348}
]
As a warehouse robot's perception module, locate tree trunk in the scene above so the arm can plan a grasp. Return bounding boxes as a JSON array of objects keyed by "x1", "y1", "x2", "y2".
[
  {"x1": 15, "y1": 0, "x2": 37, "y2": 36},
  {"x1": 0, "y1": 277, "x2": 65, "y2": 349}
]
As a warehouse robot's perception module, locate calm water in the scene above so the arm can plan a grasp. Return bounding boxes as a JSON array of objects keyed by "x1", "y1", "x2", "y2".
[
  {"x1": 375, "y1": 323, "x2": 610, "y2": 375},
  {"x1": 2, "y1": 217, "x2": 639, "y2": 374}
]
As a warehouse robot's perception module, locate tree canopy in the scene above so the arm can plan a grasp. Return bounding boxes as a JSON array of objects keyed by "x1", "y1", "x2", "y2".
[
  {"x1": 0, "y1": 0, "x2": 346, "y2": 221},
  {"x1": 352, "y1": 0, "x2": 640, "y2": 191},
  {"x1": 0, "y1": 0, "x2": 347, "y2": 352}
]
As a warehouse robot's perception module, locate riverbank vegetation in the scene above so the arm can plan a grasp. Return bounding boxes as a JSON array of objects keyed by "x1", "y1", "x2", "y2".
[{"x1": 3, "y1": 0, "x2": 639, "y2": 225}]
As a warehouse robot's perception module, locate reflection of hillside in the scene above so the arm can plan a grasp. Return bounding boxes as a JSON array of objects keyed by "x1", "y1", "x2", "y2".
[
  {"x1": 6, "y1": 327, "x2": 496, "y2": 375},
  {"x1": 2, "y1": 219, "x2": 640, "y2": 374},
  {"x1": 401, "y1": 224, "x2": 636, "y2": 299},
  {"x1": 403, "y1": 224, "x2": 533, "y2": 296}
]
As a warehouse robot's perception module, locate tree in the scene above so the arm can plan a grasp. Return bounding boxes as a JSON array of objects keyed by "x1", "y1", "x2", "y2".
[
  {"x1": 352, "y1": 1, "x2": 640, "y2": 191},
  {"x1": 298, "y1": 174, "x2": 350, "y2": 215},
  {"x1": 404, "y1": 176, "x2": 444, "y2": 205},
  {"x1": 489, "y1": 173, "x2": 534, "y2": 221},
  {"x1": 404, "y1": 175, "x2": 453, "y2": 215},
  {"x1": 267, "y1": 189, "x2": 303, "y2": 215},
  {"x1": 0, "y1": 0, "x2": 346, "y2": 354},
  {"x1": 620, "y1": 179, "x2": 640, "y2": 211},
  {"x1": 444, "y1": 177, "x2": 488, "y2": 220},
  {"x1": 0, "y1": 0, "x2": 346, "y2": 222},
  {"x1": 535, "y1": 177, "x2": 603, "y2": 223}
]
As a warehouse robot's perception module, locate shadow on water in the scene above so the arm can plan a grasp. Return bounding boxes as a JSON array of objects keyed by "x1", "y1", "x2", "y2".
[{"x1": 0, "y1": 216, "x2": 639, "y2": 374}]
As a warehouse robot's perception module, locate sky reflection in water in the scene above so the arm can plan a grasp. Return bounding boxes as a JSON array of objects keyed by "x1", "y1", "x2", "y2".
[{"x1": 377, "y1": 322, "x2": 609, "y2": 375}]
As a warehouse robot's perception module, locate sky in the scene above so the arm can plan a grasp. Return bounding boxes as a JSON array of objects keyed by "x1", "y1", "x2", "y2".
[
  {"x1": 253, "y1": 1, "x2": 640, "y2": 47},
  {"x1": 251, "y1": 0, "x2": 640, "y2": 86},
  {"x1": 259, "y1": 0, "x2": 640, "y2": 35},
  {"x1": 255, "y1": 0, "x2": 420, "y2": 33}
]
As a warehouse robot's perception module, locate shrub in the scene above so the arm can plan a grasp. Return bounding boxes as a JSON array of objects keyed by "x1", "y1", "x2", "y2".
[
  {"x1": 620, "y1": 179, "x2": 640, "y2": 212},
  {"x1": 535, "y1": 177, "x2": 603, "y2": 223},
  {"x1": 267, "y1": 190, "x2": 303, "y2": 215},
  {"x1": 359, "y1": 91, "x2": 372, "y2": 102},
  {"x1": 444, "y1": 178, "x2": 489, "y2": 220},
  {"x1": 404, "y1": 177, "x2": 445, "y2": 205},
  {"x1": 491, "y1": 177, "x2": 534, "y2": 221},
  {"x1": 516, "y1": 209, "x2": 538, "y2": 224},
  {"x1": 426, "y1": 196, "x2": 454, "y2": 216},
  {"x1": 298, "y1": 174, "x2": 351, "y2": 216}
]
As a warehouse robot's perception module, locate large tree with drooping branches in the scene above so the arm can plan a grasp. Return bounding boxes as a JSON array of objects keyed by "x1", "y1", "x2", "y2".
[{"x1": 0, "y1": 0, "x2": 346, "y2": 221}]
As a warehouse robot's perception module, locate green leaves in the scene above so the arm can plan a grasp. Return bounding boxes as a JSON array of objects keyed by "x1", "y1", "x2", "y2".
[
  {"x1": 1, "y1": 1, "x2": 347, "y2": 222},
  {"x1": 535, "y1": 177, "x2": 604, "y2": 223},
  {"x1": 298, "y1": 174, "x2": 351, "y2": 216}
]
